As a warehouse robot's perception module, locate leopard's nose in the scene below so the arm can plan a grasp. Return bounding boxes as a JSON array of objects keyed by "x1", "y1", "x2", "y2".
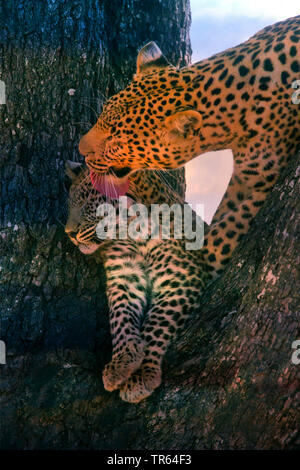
[
  {"x1": 79, "y1": 126, "x2": 101, "y2": 157},
  {"x1": 79, "y1": 133, "x2": 93, "y2": 156}
]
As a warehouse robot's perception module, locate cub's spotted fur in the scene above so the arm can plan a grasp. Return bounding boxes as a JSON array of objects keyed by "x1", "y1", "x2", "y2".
[
  {"x1": 65, "y1": 162, "x2": 211, "y2": 403},
  {"x1": 79, "y1": 16, "x2": 300, "y2": 274}
]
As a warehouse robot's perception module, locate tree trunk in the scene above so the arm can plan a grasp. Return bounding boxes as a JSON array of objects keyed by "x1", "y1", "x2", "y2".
[
  {"x1": 0, "y1": 0, "x2": 190, "y2": 449},
  {"x1": 1, "y1": 1, "x2": 299, "y2": 451}
]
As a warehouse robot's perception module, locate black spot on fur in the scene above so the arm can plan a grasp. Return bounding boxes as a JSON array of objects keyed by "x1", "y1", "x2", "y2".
[
  {"x1": 225, "y1": 75, "x2": 234, "y2": 87},
  {"x1": 263, "y1": 58, "x2": 273, "y2": 71},
  {"x1": 233, "y1": 55, "x2": 244, "y2": 65},
  {"x1": 281, "y1": 71, "x2": 289, "y2": 85},
  {"x1": 221, "y1": 244, "x2": 231, "y2": 255},
  {"x1": 274, "y1": 42, "x2": 284, "y2": 52},
  {"x1": 279, "y1": 53, "x2": 286, "y2": 64},
  {"x1": 239, "y1": 65, "x2": 249, "y2": 76},
  {"x1": 291, "y1": 61, "x2": 299, "y2": 73},
  {"x1": 219, "y1": 69, "x2": 228, "y2": 80},
  {"x1": 204, "y1": 77, "x2": 213, "y2": 90}
]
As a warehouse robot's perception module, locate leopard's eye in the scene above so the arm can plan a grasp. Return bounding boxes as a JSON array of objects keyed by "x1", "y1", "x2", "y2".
[
  {"x1": 101, "y1": 101, "x2": 128, "y2": 129},
  {"x1": 107, "y1": 137, "x2": 123, "y2": 149},
  {"x1": 111, "y1": 139, "x2": 122, "y2": 147}
]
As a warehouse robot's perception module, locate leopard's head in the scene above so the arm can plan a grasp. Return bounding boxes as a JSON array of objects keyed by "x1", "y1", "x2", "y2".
[{"x1": 79, "y1": 42, "x2": 202, "y2": 196}]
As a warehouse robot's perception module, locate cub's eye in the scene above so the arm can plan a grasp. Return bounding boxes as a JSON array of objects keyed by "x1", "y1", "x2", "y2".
[{"x1": 68, "y1": 231, "x2": 78, "y2": 239}]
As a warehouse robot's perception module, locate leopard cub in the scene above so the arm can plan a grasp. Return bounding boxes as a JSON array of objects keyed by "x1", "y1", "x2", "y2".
[{"x1": 65, "y1": 161, "x2": 211, "y2": 403}]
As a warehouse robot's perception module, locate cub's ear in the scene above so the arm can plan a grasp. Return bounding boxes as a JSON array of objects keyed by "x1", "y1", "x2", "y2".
[
  {"x1": 136, "y1": 41, "x2": 170, "y2": 75},
  {"x1": 164, "y1": 110, "x2": 202, "y2": 139},
  {"x1": 65, "y1": 160, "x2": 83, "y2": 180}
]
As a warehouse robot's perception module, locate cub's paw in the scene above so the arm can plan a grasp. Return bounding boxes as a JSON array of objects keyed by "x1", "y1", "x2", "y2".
[
  {"x1": 119, "y1": 363, "x2": 162, "y2": 403},
  {"x1": 102, "y1": 340, "x2": 145, "y2": 392}
]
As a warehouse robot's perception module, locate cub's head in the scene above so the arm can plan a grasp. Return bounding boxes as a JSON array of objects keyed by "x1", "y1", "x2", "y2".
[
  {"x1": 79, "y1": 42, "x2": 202, "y2": 193},
  {"x1": 65, "y1": 161, "x2": 134, "y2": 255},
  {"x1": 64, "y1": 160, "x2": 185, "y2": 254}
]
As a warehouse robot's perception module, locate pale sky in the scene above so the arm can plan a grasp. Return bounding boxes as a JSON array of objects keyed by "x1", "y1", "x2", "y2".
[
  {"x1": 186, "y1": 0, "x2": 299, "y2": 222},
  {"x1": 190, "y1": 0, "x2": 299, "y2": 21}
]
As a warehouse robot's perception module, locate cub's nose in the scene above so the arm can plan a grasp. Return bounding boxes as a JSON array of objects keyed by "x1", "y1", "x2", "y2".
[
  {"x1": 67, "y1": 231, "x2": 77, "y2": 239},
  {"x1": 65, "y1": 223, "x2": 78, "y2": 238}
]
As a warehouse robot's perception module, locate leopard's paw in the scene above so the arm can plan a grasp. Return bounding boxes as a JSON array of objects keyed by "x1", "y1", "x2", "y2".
[
  {"x1": 102, "y1": 340, "x2": 145, "y2": 392},
  {"x1": 119, "y1": 363, "x2": 162, "y2": 403}
]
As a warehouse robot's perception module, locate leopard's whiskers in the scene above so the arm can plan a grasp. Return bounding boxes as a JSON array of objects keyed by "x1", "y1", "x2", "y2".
[{"x1": 155, "y1": 169, "x2": 179, "y2": 198}]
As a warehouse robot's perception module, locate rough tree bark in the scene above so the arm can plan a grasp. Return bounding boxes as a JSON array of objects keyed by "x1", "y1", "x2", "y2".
[
  {"x1": 1, "y1": 1, "x2": 299, "y2": 450},
  {"x1": 0, "y1": 0, "x2": 190, "y2": 449}
]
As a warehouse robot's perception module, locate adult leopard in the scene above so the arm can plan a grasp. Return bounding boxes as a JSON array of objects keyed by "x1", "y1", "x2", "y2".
[{"x1": 79, "y1": 16, "x2": 300, "y2": 273}]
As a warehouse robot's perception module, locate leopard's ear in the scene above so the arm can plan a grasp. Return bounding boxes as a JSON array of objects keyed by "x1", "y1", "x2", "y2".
[
  {"x1": 136, "y1": 42, "x2": 169, "y2": 75},
  {"x1": 164, "y1": 110, "x2": 202, "y2": 139},
  {"x1": 65, "y1": 160, "x2": 83, "y2": 180}
]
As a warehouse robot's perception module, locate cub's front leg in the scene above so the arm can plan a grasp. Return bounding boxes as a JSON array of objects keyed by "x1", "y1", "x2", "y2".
[
  {"x1": 119, "y1": 241, "x2": 208, "y2": 403},
  {"x1": 102, "y1": 248, "x2": 148, "y2": 391}
]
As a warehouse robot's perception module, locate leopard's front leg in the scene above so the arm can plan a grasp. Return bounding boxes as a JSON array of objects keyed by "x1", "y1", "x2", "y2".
[
  {"x1": 203, "y1": 149, "x2": 283, "y2": 275},
  {"x1": 203, "y1": 188, "x2": 267, "y2": 274},
  {"x1": 102, "y1": 248, "x2": 148, "y2": 391}
]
